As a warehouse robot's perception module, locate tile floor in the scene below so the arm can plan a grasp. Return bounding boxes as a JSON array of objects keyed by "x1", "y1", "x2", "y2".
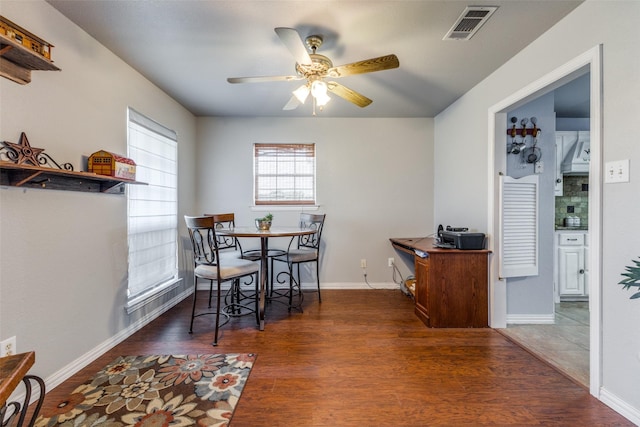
[{"x1": 498, "y1": 301, "x2": 589, "y2": 387}]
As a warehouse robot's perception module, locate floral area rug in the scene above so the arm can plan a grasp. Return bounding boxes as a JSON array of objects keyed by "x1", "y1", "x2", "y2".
[{"x1": 35, "y1": 354, "x2": 256, "y2": 427}]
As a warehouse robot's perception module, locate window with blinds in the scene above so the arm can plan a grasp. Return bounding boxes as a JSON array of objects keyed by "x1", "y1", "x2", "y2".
[
  {"x1": 126, "y1": 108, "x2": 179, "y2": 313},
  {"x1": 254, "y1": 143, "x2": 316, "y2": 205}
]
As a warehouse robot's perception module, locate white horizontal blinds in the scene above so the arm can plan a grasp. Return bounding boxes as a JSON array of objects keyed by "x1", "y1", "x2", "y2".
[
  {"x1": 254, "y1": 143, "x2": 316, "y2": 205},
  {"x1": 127, "y1": 108, "x2": 178, "y2": 300},
  {"x1": 499, "y1": 174, "x2": 539, "y2": 278}
]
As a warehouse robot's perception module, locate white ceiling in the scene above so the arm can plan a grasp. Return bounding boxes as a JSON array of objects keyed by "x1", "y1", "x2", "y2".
[{"x1": 46, "y1": 0, "x2": 583, "y2": 118}]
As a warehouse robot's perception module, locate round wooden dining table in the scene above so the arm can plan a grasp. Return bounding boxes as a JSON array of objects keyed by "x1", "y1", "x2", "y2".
[{"x1": 216, "y1": 226, "x2": 315, "y2": 331}]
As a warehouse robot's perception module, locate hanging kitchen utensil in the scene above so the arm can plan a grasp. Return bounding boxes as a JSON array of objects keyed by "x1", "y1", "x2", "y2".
[
  {"x1": 523, "y1": 146, "x2": 540, "y2": 163},
  {"x1": 523, "y1": 136, "x2": 541, "y2": 163},
  {"x1": 510, "y1": 139, "x2": 525, "y2": 154}
]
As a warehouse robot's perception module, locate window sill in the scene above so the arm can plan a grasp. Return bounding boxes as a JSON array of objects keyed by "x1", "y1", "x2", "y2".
[
  {"x1": 125, "y1": 277, "x2": 183, "y2": 314},
  {"x1": 251, "y1": 205, "x2": 319, "y2": 212}
]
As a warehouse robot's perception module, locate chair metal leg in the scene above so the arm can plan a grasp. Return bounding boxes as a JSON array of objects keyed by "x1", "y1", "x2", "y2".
[
  {"x1": 232, "y1": 279, "x2": 239, "y2": 314},
  {"x1": 208, "y1": 279, "x2": 214, "y2": 308},
  {"x1": 315, "y1": 260, "x2": 322, "y2": 302},
  {"x1": 189, "y1": 275, "x2": 199, "y2": 334},
  {"x1": 213, "y1": 280, "x2": 221, "y2": 346},
  {"x1": 269, "y1": 257, "x2": 274, "y2": 298},
  {"x1": 288, "y1": 261, "x2": 294, "y2": 311},
  {"x1": 296, "y1": 262, "x2": 303, "y2": 307},
  {"x1": 254, "y1": 272, "x2": 260, "y2": 326}
]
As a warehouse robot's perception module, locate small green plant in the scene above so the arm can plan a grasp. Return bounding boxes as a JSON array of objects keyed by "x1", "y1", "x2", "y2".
[
  {"x1": 255, "y1": 213, "x2": 273, "y2": 230},
  {"x1": 619, "y1": 257, "x2": 640, "y2": 299}
]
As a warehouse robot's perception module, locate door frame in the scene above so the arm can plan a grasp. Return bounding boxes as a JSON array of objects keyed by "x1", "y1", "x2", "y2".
[{"x1": 486, "y1": 45, "x2": 602, "y2": 397}]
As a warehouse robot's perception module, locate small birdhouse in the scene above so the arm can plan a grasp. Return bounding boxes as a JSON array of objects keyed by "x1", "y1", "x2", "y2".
[{"x1": 88, "y1": 150, "x2": 136, "y2": 180}]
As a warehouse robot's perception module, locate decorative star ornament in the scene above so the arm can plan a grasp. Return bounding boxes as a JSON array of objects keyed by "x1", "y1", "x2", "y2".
[{"x1": 5, "y1": 132, "x2": 44, "y2": 166}]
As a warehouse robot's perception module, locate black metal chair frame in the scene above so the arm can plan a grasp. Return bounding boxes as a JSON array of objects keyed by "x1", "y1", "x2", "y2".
[
  {"x1": 185, "y1": 215, "x2": 260, "y2": 345},
  {"x1": 272, "y1": 213, "x2": 326, "y2": 310},
  {"x1": 0, "y1": 374, "x2": 45, "y2": 427},
  {"x1": 205, "y1": 213, "x2": 257, "y2": 312}
]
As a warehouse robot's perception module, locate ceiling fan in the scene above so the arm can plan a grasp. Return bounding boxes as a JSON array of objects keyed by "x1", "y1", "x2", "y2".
[{"x1": 227, "y1": 27, "x2": 400, "y2": 114}]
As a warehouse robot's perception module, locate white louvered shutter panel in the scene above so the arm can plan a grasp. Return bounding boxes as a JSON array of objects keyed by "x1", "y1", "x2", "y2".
[{"x1": 499, "y1": 174, "x2": 539, "y2": 278}]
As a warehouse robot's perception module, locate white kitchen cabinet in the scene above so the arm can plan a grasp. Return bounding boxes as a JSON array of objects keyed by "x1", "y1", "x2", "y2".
[
  {"x1": 556, "y1": 231, "x2": 588, "y2": 300},
  {"x1": 555, "y1": 131, "x2": 577, "y2": 196},
  {"x1": 554, "y1": 131, "x2": 590, "y2": 196}
]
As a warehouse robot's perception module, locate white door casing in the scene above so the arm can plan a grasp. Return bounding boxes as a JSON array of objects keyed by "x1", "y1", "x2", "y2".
[{"x1": 487, "y1": 45, "x2": 602, "y2": 397}]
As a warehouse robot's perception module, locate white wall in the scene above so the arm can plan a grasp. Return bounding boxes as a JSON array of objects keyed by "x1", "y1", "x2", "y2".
[
  {"x1": 434, "y1": 0, "x2": 640, "y2": 419},
  {"x1": 0, "y1": 1, "x2": 197, "y2": 384},
  {"x1": 196, "y1": 117, "x2": 434, "y2": 286}
]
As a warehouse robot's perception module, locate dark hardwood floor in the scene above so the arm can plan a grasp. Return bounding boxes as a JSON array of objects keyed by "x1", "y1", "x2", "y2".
[{"x1": 35, "y1": 289, "x2": 631, "y2": 426}]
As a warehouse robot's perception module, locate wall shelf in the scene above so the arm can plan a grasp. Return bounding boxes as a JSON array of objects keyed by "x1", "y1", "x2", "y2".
[
  {"x1": 0, "y1": 32, "x2": 60, "y2": 84},
  {"x1": 0, "y1": 161, "x2": 146, "y2": 194}
]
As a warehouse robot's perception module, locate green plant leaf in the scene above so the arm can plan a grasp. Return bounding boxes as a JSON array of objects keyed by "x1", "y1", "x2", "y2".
[{"x1": 619, "y1": 257, "x2": 640, "y2": 299}]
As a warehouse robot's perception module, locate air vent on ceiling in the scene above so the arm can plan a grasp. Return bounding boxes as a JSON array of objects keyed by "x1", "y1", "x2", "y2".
[{"x1": 443, "y1": 6, "x2": 498, "y2": 41}]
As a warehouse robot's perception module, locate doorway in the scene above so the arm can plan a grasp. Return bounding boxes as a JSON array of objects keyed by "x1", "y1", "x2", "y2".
[
  {"x1": 487, "y1": 45, "x2": 602, "y2": 396},
  {"x1": 501, "y1": 73, "x2": 590, "y2": 387}
]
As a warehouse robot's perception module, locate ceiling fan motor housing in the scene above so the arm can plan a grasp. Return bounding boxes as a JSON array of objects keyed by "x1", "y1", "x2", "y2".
[{"x1": 296, "y1": 53, "x2": 333, "y2": 78}]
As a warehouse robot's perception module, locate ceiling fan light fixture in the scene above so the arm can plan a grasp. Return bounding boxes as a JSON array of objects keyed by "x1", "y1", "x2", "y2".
[
  {"x1": 311, "y1": 80, "x2": 331, "y2": 107},
  {"x1": 293, "y1": 85, "x2": 310, "y2": 103},
  {"x1": 315, "y1": 92, "x2": 331, "y2": 107},
  {"x1": 311, "y1": 80, "x2": 328, "y2": 98}
]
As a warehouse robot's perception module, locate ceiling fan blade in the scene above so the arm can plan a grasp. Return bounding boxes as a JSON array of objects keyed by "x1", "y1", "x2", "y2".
[
  {"x1": 328, "y1": 54, "x2": 399, "y2": 78},
  {"x1": 283, "y1": 84, "x2": 309, "y2": 110},
  {"x1": 327, "y1": 82, "x2": 373, "y2": 108},
  {"x1": 227, "y1": 75, "x2": 302, "y2": 84},
  {"x1": 275, "y1": 27, "x2": 312, "y2": 65},
  {"x1": 283, "y1": 95, "x2": 301, "y2": 110}
]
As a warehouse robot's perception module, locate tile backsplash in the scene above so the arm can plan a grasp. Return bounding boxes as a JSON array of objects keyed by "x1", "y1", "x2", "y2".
[{"x1": 556, "y1": 175, "x2": 589, "y2": 227}]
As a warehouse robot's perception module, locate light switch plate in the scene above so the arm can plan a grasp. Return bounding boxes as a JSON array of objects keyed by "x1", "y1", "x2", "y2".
[
  {"x1": 535, "y1": 161, "x2": 543, "y2": 174},
  {"x1": 605, "y1": 159, "x2": 630, "y2": 183}
]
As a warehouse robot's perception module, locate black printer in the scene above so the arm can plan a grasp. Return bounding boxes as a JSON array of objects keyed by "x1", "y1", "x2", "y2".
[{"x1": 435, "y1": 225, "x2": 486, "y2": 250}]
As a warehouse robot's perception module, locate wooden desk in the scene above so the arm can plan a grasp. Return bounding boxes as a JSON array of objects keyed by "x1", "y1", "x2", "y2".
[{"x1": 390, "y1": 237, "x2": 490, "y2": 328}]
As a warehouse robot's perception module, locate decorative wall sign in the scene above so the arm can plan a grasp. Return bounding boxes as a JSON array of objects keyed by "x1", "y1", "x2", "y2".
[{"x1": 1, "y1": 132, "x2": 73, "y2": 170}]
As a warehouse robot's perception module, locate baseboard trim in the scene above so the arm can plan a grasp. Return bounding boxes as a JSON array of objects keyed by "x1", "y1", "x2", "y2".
[
  {"x1": 599, "y1": 387, "x2": 640, "y2": 425},
  {"x1": 319, "y1": 282, "x2": 400, "y2": 290},
  {"x1": 196, "y1": 281, "x2": 401, "y2": 291},
  {"x1": 506, "y1": 313, "x2": 555, "y2": 324}
]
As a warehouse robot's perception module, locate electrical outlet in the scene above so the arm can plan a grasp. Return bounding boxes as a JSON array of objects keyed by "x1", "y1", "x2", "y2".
[
  {"x1": 1, "y1": 336, "x2": 16, "y2": 357},
  {"x1": 535, "y1": 161, "x2": 543, "y2": 174},
  {"x1": 388, "y1": 257, "x2": 395, "y2": 267},
  {"x1": 360, "y1": 259, "x2": 367, "y2": 268}
]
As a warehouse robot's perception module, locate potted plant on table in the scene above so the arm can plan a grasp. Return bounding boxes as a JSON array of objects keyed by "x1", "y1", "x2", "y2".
[{"x1": 255, "y1": 213, "x2": 273, "y2": 231}]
